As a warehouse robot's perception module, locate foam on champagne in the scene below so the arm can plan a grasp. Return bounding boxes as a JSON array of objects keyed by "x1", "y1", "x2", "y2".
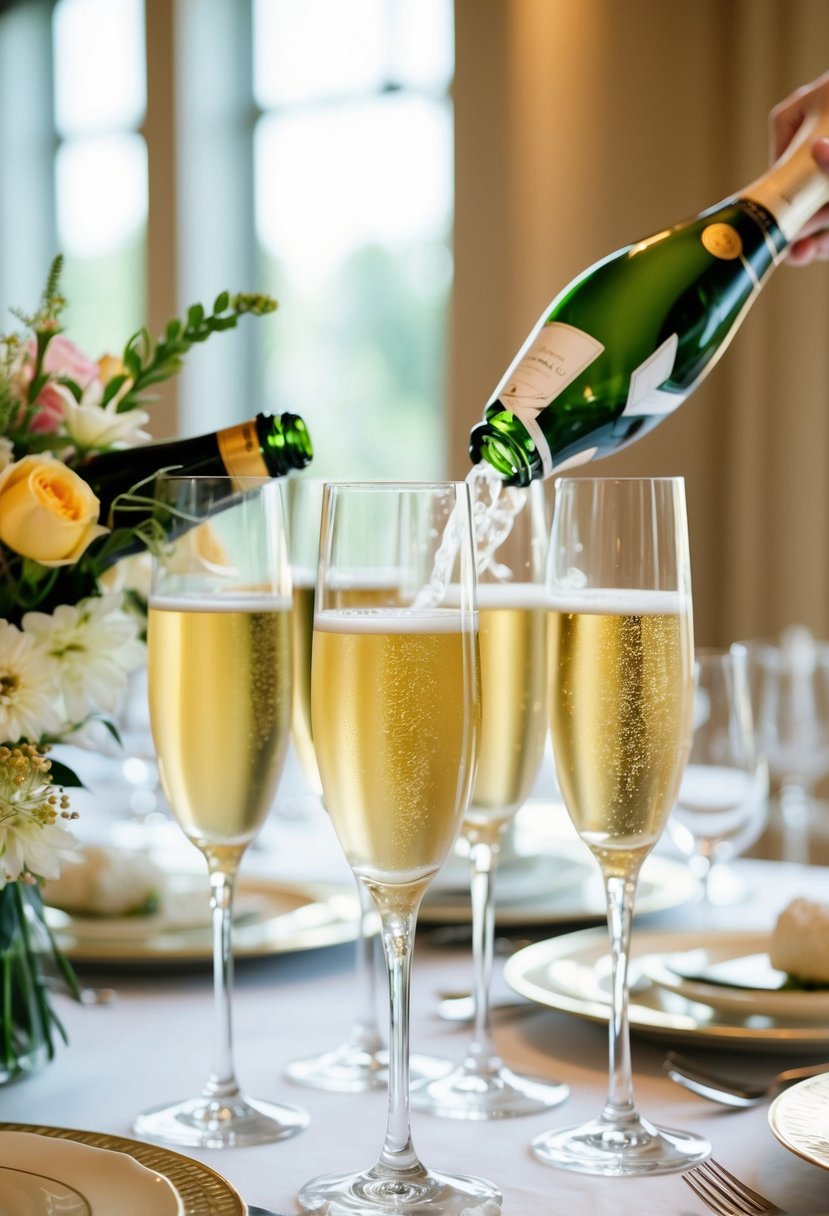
[
  {"x1": 314, "y1": 607, "x2": 476, "y2": 634},
  {"x1": 547, "y1": 587, "x2": 689, "y2": 617},
  {"x1": 150, "y1": 593, "x2": 292, "y2": 613},
  {"x1": 476, "y1": 582, "x2": 548, "y2": 609}
]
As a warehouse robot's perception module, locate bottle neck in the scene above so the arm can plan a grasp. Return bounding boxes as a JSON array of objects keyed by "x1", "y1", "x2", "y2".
[
  {"x1": 742, "y1": 104, "x2": 829, "y2": 241},
  {"x1": 216, "y1": 418, "x2": 270, "y2": 477}
]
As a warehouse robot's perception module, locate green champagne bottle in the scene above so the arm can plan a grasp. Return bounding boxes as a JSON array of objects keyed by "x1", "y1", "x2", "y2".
[
  {"x1": 81, "y1": 411, "x2": 313, "y2": 529},
  {"x1": 469, "y1": 104, "x2": 829, "y2": 485}
]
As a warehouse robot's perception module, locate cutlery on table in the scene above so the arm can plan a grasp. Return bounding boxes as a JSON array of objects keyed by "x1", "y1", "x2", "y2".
[
  {"x1": 683, "y1": 1157, "x2": 782, "y2": 1214},
  {"x1": 664, "y1": 1051, "x2": 829, "y2": 1107}
]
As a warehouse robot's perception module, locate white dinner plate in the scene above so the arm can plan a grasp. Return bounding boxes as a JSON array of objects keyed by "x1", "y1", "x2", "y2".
[
  {"x1": 421, "y1": 845, "x2": 697, "y2": 926},
  {"x1": 640, "y1": 937, "x2": 829, "y2": 1020},
  {"x1": 0, "y1": 1130, "x2": 182, "y2": 1214},
  {"x1": 0, "y1": 1126, "x2": 245, "y2": 1215},
  {"x1": 769, "y1": 1073, "x2": 829, "y2": 1170},
  {"x1": 45, "y1": 876, "x2": 362, "y2": 966},
  {"x1": 504, "y1": 928, "x2": 829, "y2": 1052}
]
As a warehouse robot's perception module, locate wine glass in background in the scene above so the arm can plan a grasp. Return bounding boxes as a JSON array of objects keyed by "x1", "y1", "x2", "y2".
[
  {"x1": 532, "y1": 476, "x2": 709, "y2": 1176},
  {"x1": 133, "y1": 476, "x2": 309, "y2": 1148},
  {"x1": 297, "y1": 481, "x2": 501, "y2": 1216},
  {"x1": 666, "y1": 646, "x2": 768, "y2": 905},
  {"x1": 282, "y1": 476, "x2": 447, "y2": 1093},
  {"x1": 747, "y1": 627, "x2": 829, "y2": 864},
  {"x1": 413, "y1": 475, "x2": 568, "y2": 1120}
]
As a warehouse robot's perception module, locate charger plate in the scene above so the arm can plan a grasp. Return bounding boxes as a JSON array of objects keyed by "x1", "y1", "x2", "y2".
[
  {"x1": 769, "y1": 1074, "x2": 829, "y2": 1170},
  {"x1": 0, "y1": 1124, "x2": 245, "y2": 1214},
  {"x1": 504, "y1": 928, "x2": 829, "y2": 1052},
  {"x1": 45, "y1": 877, "x2": 361, "y2": 966}
]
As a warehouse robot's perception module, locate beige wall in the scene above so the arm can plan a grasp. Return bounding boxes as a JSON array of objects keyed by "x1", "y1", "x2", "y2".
[{"x1": 451, "y1": 0, "x2": 829, "y2": 647}]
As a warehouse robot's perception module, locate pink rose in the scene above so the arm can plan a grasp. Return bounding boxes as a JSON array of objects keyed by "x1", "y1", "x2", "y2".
[{"x1": 24, "y1": 336, "x2": 101, "y2": 434}]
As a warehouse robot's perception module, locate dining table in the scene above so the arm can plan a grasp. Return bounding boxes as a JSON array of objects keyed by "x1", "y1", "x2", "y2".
[{"x1": 3, "y1": 765, "x2": 829, "y2": 1216}]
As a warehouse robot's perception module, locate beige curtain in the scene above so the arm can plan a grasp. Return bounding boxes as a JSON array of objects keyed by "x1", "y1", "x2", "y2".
[{"x1": 451, "y1": 0, "x2": 829, "y2": 646}]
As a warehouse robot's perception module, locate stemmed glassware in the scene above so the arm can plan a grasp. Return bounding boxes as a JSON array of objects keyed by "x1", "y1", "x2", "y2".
[
  {"x1": 749, "y1": 628, "x2": 829, "y2": 864},
  {"x1": 297, "y1": 481, "x2": 501, "y2": 1216},
  {"x1": 133, "y1": 475, "x2": 309, "y2": 1148},
  {"x1": 532, "y1": 475, "x2": 709, "y2": 1176},
  {"x1": 283, "y1": 475, "x2": 448, "y2": 1093},
  {"x1": 413, "y1": 474, "x2": 568, "y2": 1119},
  {"x1": 667, "y1": 646, "x2": 768, "y2": 904}
]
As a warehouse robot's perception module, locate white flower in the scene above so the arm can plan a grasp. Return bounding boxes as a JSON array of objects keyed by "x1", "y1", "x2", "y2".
[
  {"x1": 0, "y1": 621, "x2": 62, "y2": 743},
  {"x1": 0, "y1": 436, "x2": 13, "y2": 472},
  {"x1": 60, "y1": 383, "x2": 151, "y2": 450},
  {"x1": 22, "y1": 594, "x2": 146, "y2": 725},
  {"x1": 0, "y1": 744, "x2": 78, "y2": 887}
]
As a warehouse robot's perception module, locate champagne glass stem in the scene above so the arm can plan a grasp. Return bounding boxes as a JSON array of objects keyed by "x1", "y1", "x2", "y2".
[
  {"x1": 205, "y1": 862, "x2": 241, "y2": 1101},
  {"x1": 354, "y1": 880, "x2": 383, "y2": 1057},
  {"x1": 467, "y1": 838, "x2": 499, "y2": 1070},
  {"x1": 603, "y1": 872, "x2": 637, "y2": 1123},
  {"x1": 780, "y1": 775, "x2": 811, "y2": 865},
  {"x1": 377, "y1": 898, "x2": 420, "y2": 1176}
]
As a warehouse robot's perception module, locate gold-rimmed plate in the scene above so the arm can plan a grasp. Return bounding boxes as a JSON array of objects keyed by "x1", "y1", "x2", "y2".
[
  {"x1": 769, "y1": 1074, "x2": 829, "y2": 1170},
  {"x1": 504, "y1": 928, "x2": 829, "y2": 1052},
  {"x1": 0, "y1": 1124, "x2": 245, "y2": 1214},
  {"x1": 421, "y1": 845, "x2": 697, "y2": 926},
  {"x1": 45, "y1": 877, "x2": 362, "y2": 966}
]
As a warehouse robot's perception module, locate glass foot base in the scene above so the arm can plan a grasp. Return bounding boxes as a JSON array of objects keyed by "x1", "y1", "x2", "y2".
[
  {"x1": 285, "y1": 1043, "x2": 451, "y2": 1093},
  {"x1": 531, "y1": 1112, "x2": 710, "y2": 1176},
  {"x1": 412, "y1": 1062, "x2": 569, "y2": 1120},
  {"x1": 297, "y1": 1162, "x2": 502, "y2": 1215},
  {"x1": 133, "y1": 1092, "x2": 309, "y2": 1148}
]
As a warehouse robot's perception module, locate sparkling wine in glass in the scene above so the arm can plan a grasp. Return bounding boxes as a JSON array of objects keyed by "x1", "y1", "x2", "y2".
[
  {"x1": 531, "y1": 476, "x2": 709, "y2": 1176},
  {"x1": 283, "y1": 477, "x2": 449, "y2": 1093},
  {"x1": 296, "y1": 481, "x2": 501, "y2": 1216},
  {"x1": 413, "y1": 474, "x2": 568, "y2": 1119},
  {"x1": 133, "y1": 476, "x2": 309, "y2": 1148}
]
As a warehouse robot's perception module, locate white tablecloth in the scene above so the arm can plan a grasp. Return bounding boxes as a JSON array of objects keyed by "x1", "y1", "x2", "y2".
[{"x1": 2, "y1": 786, "x2": 829, "y2": 1215}]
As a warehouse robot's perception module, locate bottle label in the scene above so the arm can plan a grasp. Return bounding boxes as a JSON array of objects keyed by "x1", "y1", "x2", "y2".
[
  {"x1": 621, "y1": 333, "x2": 687, "y2": 417},
  {"x1": 501, "y1": 321, "x2": 604, "y2": 412},
  {"x1": 499, "y1": 322, "x2": 603, "y2": 476}
]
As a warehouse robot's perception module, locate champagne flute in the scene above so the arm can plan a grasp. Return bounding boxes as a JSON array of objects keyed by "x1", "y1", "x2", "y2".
[
  {"x1": 532, "y1": 476, "x2": 709, "y2": 1176},
  {"x1": 413, "y1": 476, "x2": 568, "y2": 1119},
  {"x1": 283, "y1": 476, "x2": 449, "y2": 1093},
  {"x1": 667, "y1": 646, "x2": 768, "y2": 904},
  {"x1": 133, "y1": 476, "x2": 309, "y2": 1148},
  {"x1": 297, "y1": 482, "x2": 501, "y2": 1216}
]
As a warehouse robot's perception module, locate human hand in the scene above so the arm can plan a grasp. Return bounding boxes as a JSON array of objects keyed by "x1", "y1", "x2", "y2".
[{"x1": 770, "y1": 70, "x2": 829, "y2": 264}]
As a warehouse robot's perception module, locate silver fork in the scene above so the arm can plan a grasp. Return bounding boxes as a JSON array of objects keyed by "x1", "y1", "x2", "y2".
[
  {"x1": 683, "y1": 1159, "x2": 783, "y2": 1215},
  {"x1": 664, "y1": 1051, "x2": 829, "y2": 1107}
]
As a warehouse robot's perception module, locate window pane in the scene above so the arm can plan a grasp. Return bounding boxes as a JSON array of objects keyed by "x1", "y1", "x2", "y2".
[
  {"x1": 56, "y1": 134, "x2": 147, "y2": 352},
  {"x1": 389, "y1": 0, "x2": 454, "y2": 91},
  {"x1": 53, "y1": 0, "x2": 146, "y2": 135},
  {"x1": 254, "y1": 0, "x2": 388, "y2": 106},
  {"x1": 56, "y1": 134, "x2": 147, "y2": 255},
  {"x1": 255, "y1": 93, "x2": 452, "y2": 479}
]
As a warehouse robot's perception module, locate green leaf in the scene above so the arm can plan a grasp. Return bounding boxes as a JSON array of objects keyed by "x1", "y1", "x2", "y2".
[
  {"x1": 213, "y1": 290, "x2": 230, "y2": 313},
  {"x1": 164, "y1": 318, "x2": 182, "y2": 342},
  {"x1": 46, "y1": 759, "x2": 85, "y2": 789},
  {"x1": 186, "y1": 303, "x2": 204, "y2": 328},
  {"x1": 100, "y1": 374, "x2": 129, "y2": 407}
]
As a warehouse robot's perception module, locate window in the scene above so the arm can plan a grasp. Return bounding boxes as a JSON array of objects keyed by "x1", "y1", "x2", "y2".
[{"x1": 0, "y1": 0, "x2": 454, "y2": 479}]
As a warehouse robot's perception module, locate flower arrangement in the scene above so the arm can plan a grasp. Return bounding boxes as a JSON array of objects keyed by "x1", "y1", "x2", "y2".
[{"x1": 0, "y1": 257, "x2": 276, "y2": 1080}]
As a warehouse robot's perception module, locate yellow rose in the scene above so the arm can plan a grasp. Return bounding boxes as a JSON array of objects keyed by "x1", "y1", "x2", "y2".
[{"x1": 0, "y1": 455, "x2": 109, "y2": 567}]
